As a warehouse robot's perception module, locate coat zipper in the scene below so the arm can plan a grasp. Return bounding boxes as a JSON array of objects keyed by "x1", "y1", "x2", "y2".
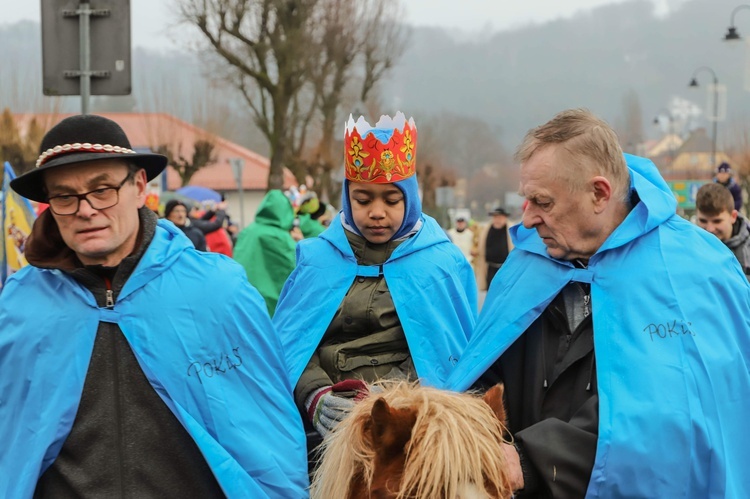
[
  {"x1": 104, "y1": 277, "x2": 114, "y2": 308},
  {"x1": 102, "y1": 275, "x2": 124, "y2": 491}
]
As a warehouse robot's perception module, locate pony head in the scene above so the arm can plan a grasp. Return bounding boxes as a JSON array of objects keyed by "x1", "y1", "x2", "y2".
[{"x1": 311, "y1": 381, "x2": 513, "y2": 499}]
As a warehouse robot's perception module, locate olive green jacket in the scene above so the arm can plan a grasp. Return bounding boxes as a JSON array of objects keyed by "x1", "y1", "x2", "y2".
[{"x1": 294, "y1": 231, "x2": 414, "y2": 410}]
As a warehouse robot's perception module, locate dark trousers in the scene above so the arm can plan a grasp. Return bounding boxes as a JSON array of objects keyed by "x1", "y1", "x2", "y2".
[{"x1": 486, "y1": 262, "x2": 502, "y2": 289}]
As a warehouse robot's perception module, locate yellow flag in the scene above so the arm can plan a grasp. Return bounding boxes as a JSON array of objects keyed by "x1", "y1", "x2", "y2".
[{"x1": 2, "y1": 162, "x2": 35, "y2": 284}]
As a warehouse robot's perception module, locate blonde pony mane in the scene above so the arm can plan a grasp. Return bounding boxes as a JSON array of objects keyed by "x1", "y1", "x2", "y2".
[{"x1": 311, "y1": 381, "x2": 513, "y2": 499}]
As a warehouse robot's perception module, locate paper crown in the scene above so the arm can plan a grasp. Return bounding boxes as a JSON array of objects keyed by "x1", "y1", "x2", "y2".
[{"x1": 344, "y1": 112, "x2": 417, "y2": 183}]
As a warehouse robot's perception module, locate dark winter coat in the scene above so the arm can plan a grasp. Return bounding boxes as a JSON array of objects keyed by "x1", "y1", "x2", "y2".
[
  {"x1": 478, "y1": 287, "x2": 597, "y2": 498},
  {"x1": 726, "y1": 215, "x2": 750, "y2": 280},
  {"x1": 31, "y1": 208, "x2": 225, "y2": 498}
]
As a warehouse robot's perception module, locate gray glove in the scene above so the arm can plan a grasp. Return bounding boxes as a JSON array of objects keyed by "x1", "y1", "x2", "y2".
[{"x1": 305, "y1": 386, "x2": 355, "y2": 437}]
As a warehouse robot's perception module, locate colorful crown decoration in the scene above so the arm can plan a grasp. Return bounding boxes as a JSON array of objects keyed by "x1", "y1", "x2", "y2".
[{"x1": 344, "y1": 112, "x2": 417, "y2": 183}]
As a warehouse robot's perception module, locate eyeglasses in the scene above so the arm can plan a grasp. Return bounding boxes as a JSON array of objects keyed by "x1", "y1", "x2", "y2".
[{"x1": 47, "y1": 172, "x2": 133, "y2": 216}]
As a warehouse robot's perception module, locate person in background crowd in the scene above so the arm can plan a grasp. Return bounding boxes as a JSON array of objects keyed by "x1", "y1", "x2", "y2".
[
  {"x1": 0, "y1": 114, "x2": 308, "y2": 497},
  {"x1": 445, "y1": 108, "x2": 750, "y2": 498},
  {"x1": 273, "y1": 112, "x2": 477, "y2": 471},
  {"x1": 297, "y1": 191, "x2": 327, "y2": 238},
  {"x1": 225, "y1": 215, "x2": 240, "y2": 246},
  {"x1": 192, "y1": 201, "x2": 233, "y2": 257},
  {"x1": 315, "y1": 202, "x2": 336, "y2": 227},
  {"x1": 713, "y1": 162, "x2": 743, "y2": 212},
  {"x1": 164, "y1": 199, "x2": 207, "y2": 251},
  {"x1": 475, "y1": 206, "x2": 514, "y2": 291},
  {"x1": 233, "y1": 189, "x2": 299, "y2": 316},
  {"x1": 696, "y1": 182, "x2": 750, "y2": 279},
  {"x1": 447, "y1": 214, "x2": 476, "y2": 263}
]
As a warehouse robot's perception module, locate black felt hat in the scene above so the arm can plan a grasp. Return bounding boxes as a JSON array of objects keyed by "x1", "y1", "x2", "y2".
[
  {"x1": 10, "y1": 114, "x2": 168, "y2": 202},
  {"x1": 488, "y1": 206, "x2": 509, "y2": 216}
]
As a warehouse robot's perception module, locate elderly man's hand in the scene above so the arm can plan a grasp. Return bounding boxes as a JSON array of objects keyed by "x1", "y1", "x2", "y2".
[{"x1": 502, "y1": 442, "x2": 524, "y2": 492}]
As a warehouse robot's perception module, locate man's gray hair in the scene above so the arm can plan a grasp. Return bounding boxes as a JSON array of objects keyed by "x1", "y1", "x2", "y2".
[{"x1": 515, "y1": 108, "x2": 630, "y2": 204}]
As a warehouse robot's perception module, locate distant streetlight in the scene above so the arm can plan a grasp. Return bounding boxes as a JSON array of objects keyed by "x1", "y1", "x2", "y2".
[
  {"x1": 688, "y1": 67, "x2": 719, "y2": 167},
  {"x1": 653, "y1": 108, "x2": 676, "y2": 163},
  {"x1": 723, "y1": 4, "x2": 750, "y2": 41}
]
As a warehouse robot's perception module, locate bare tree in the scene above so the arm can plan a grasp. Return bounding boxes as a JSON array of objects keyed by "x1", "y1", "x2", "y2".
[
  {"x1": 356, "y1": 0, "x2": 405, "y2": 105},
  {"x1": 726, "y1": 124, "x2": 750, "y2": 217},
  {"x1": 179, "y1": 0, "x2": 405, "y2": 193},
  {"x1": 179, "y1": 0, "x2": 319, "y2": 190},
  {"x1": 156, "y1": 139, "x2": 218, "y2": 187},
  {"x1": 419, "y1": 163, "x2": 457, "y2": 212},
  {"x1": 616, "y1": 88, "x2": 644, "y2": 154},
  {"x1": 300, "y1": 0, "x2": 406, "y2": 203},
  {"x1": 0, "y1": 109, "x2": 45, "y2": 175},
  {"x1": 418, "y1": 112, "x2": 508, "y2": 179}
]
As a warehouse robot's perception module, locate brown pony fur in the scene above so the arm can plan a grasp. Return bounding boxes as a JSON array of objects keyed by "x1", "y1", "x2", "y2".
[{"x1": 311, "y1": 381, "x2": 513, "y2": 499}]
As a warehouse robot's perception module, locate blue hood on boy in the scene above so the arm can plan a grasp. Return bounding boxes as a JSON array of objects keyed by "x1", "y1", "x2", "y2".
[
  {"x1": 0, "y1": 220, "x2": 308, "y2": 498},
  {"x1": 341, "y1": 127, "x2": 422, "y2": 240},
  {"x1": 444, "y1": 154, "x2": 750, "y2": 498}
]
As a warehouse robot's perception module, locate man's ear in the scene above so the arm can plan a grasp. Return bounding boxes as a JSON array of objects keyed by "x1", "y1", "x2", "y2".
[
  {"x1": 134, "y1": 169, "x2": 148, "y2": 207},
  {"x1": 731, "y1": 209, "x2": 739, "y2": 223},
  {"x1": 590, "y1": 176, "x2": 613, "y2": 214}
]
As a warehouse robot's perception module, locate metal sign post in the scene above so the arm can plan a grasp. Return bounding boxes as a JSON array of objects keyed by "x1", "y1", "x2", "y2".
[
  {"x1": 230, "y1": 158, "x2": 245, "y2": 227},
  {"x1": 63, "y1": 3, "x2": 113, "y2": 113},
  {"x1": 41, "y1": 0, "x2": 132, "y2": 110}
]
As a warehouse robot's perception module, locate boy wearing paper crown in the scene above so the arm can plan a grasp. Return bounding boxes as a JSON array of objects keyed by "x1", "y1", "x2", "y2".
[{"x1": 273, "y1": 112, "x2": 477, "y2": 444}]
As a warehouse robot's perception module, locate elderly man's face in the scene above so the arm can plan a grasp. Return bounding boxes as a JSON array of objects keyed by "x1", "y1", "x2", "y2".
[
  {"x1": 44, "y1": 160, "x2": 146, "y2": 266},
  {"x1": 520, "y1": 145, "x2": 602, "y2": 261}
]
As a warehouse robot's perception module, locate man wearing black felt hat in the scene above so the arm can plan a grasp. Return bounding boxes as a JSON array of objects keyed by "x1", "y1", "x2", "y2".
[
  {"x1": 475, "y1": 206, "x2": 514, "y2": 290},
  {"x1": 0, "y1": 115, "x2": 308, "y2": 497}
]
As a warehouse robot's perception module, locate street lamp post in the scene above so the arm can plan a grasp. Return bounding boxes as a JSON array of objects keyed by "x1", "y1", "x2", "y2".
[
  {"x1": 653, "y1": 108, "x2": 676, "y2": 164},
  {"x1": 724, "y1": 4, "x2": 750, "y2": 41},
  {"x1": 689, "y1": 67, "x2": 719, "y2": 168},
  {"x1": 230, "y1": 158, "x2": 245, "y2": 228}
]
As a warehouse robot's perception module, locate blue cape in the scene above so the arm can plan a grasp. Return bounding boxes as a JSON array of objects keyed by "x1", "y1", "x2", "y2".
[
  {"x1": 0, "y1": 221, "x2": 308, "y2": 498},
  {"x1": 444, "y1": 155, "x2": 750, "y2": 497},
  {"x1": 274, "y1": 213, "x2": 477, "y2": 387}
]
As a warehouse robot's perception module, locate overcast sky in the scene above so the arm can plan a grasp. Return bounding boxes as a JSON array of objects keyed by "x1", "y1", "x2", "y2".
[{"x1": 2, "y1": 0, "x2": 672, "y2": 51}]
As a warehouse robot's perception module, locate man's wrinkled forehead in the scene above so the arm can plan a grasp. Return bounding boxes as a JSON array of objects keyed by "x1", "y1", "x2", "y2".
[{"x1": 44, "y1": 160, "x2": 128, "y2": 193}]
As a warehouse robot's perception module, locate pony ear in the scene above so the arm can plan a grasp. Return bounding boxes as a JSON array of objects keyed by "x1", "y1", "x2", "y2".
[
  {"x1": 483, "y1": 383, "x2": 507, "y2": 426},
  {"x1": 370, "y1": 398, "x2": 417, "y2": 455}
]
